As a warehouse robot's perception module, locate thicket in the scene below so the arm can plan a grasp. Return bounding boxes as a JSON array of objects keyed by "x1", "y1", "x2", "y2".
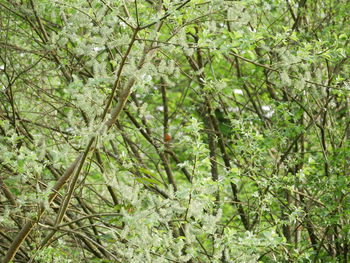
[{"x1": 0, "y1": 0, "x2": 350, "y2": 262}]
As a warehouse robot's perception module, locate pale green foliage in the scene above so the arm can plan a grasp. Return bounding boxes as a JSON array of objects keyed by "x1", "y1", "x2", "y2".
[{"x1": 1, "y1": 0, "x2": 350, "y2": 262}]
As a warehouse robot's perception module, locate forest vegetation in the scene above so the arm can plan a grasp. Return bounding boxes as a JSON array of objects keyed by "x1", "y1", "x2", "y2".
[{"x1": 0, "y1": 0, "x2": 350, "y2": 262}]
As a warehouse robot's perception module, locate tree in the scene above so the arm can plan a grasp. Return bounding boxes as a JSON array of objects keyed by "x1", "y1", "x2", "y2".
[{"x1": 0, "y1": 0, "x2": 350, "y2": 262}]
